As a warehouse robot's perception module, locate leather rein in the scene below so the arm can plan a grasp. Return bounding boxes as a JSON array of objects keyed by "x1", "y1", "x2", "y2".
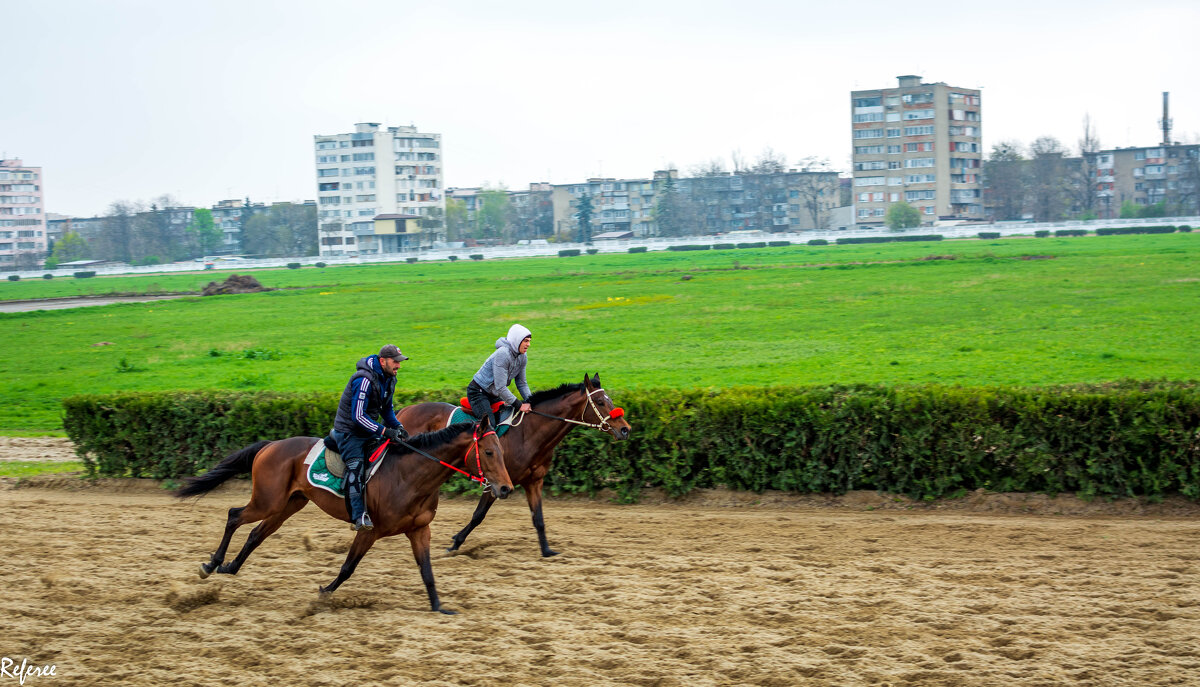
[
  {"x1": 519, "y1": 387, "x2": 625, "y2": 432},
  {"x1": 372, "y1": 425, "x2": 497, "y2": 488}
]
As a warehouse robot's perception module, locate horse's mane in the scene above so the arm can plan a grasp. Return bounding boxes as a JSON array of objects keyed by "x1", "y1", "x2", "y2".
[
  {"x1": 526, "y1": 382, "x2": 585, "y2": 407},
  {"x1": 402, "y1": 422, "x2": 475, "y2": 453}
]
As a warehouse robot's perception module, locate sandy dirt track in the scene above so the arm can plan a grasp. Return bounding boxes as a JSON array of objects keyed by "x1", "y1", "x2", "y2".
[{"x1": 2, "y1": 481, "x2": 1199, "y2": 687}]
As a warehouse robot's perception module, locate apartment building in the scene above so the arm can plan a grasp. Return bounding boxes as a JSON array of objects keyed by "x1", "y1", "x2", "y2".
[
  {"x1": 211, "y1": 198, "x2": 267, "y2": 253},
  {"x1": 552, "y1": 176, "x2": 661, "y2": 239},
  {"x1": 1096, "y1": 143, "x2": 1200, "y2": 218},
  {"x1": 0, "y1": 158, "x2": 46, "y2": 268},
  {"x1": 850, "y1": 75, "x2": 983, "y2": 225},
  {"x1": 313, "y1": 122, "x2": 443, "y2": 256}
]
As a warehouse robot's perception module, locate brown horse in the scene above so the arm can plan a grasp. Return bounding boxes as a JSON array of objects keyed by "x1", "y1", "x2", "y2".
[
  {"x1": 175, "y1": 417, "x2": 512, "y2": 614},
  {"x1": 397, "y1": 373, "x2": 631, "y2": 558}
]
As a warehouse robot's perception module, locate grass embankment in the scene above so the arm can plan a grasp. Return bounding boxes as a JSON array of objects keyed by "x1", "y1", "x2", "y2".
[
  {"x1": 1, "y1": 233, "x2": 1197, "y2": 432},
  {"x1": 0, "y1": 461, "x2": 85, "y2": 477}
]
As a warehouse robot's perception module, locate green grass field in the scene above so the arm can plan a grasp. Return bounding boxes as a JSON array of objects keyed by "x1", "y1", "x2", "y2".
[{"x1": 1, "y1": 233, "x2": 1197, "y2": 432}]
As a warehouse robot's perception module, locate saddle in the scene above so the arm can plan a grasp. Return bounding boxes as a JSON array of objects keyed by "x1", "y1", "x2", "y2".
[
  {"x1": 459, "y1": 397, "x2": 513, "y2": 424},
  {"x1": 320, "y1": 434, "x2": 385, "y2": 478},
  {"x1": 322, "y1": 435, "x2": 346, "y2": 478}
]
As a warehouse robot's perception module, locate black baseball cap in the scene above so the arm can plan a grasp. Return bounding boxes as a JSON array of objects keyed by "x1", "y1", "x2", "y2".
[{"x1": 379, "y1": 344, "x2": 409, "y2": 362}]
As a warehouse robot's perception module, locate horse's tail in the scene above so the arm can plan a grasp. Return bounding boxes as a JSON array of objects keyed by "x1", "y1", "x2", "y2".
[{"x1": 175, "y1": 440, "x2": 272, "y2": 498}]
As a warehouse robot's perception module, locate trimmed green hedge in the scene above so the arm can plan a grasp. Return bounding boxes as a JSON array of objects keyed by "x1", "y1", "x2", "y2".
[
  {"x1": 557, "y1": 249, "x2": 581, "y2": 257},
  {"x1": 768, "y1": 241, "x2": 791, "y2": 247},
  {"x1": 807, "y1": 239, "x2": 829, "y2": 246},
  {"x1": 667, "y1": 244, "x2": 712, "y2": 251},
  {"x1": 64, "y1": 382, "x2": 1200, "y2": 502},
  {"x1": 1055, "y1": 229, "x2": 1088, "y2": 237},
  {"x1": 837, "y1": 235, "x2": 944, "y2": 245},
  {"x1": 977, "y1": 232, "x2": 1001, "y2": 239},
  {"x1": 736, "y1": 241, "x2": 767, "y2": 249},
  {"x1": 1035, "y1": 230, "x2": 1051, "y2": 237},
  {"x1": 1095, "y1": 226, "x2": 1176, "y2": 236},
  {"x1": 711, "y1": 243, "x2": 736, "y2": 250},
  {"x1": 628, "y1": 246, "x2": 648, "y2": 253}
]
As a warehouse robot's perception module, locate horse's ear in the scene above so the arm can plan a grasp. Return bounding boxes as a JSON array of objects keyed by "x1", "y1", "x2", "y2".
[
  {"x1": 592, "y1": 372, "x2": 602, "y2": 388},
  {"x1": 582, "y1": 373, "x2": 592, "y2": 388},
  {"x1": 480, "y1": 414, "x2": 491, "y2": 430}
]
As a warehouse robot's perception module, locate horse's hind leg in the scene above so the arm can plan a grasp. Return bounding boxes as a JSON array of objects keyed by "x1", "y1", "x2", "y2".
[
  {"x1": 447, "y1": 491, "x2": 497, "y2": 553},
  {"x1": 525, "y1": 479, "x2": 558, "y2": 557},
  {"x1": 319, "y1": 529, "x2": 378, "y2": 595},
  {"x1": 217, "y1": 492, "x2": 308, "y2": 575},
  {"x1": 200, "y1": 506, "x2": 246, "y2": 579}
]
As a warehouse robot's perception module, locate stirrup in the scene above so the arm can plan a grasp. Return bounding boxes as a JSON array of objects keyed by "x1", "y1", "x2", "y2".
[{"x1": 351, "y1": 513, "x2": 374, "y2": 531}]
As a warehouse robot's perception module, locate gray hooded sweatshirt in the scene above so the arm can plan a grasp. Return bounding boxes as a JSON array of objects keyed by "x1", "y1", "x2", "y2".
[{"x1": 471, "y1": 324, "x2": 532, "y2": 405}]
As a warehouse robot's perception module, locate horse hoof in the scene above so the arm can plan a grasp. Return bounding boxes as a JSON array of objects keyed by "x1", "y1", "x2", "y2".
[
  {"x1": 437, "y1": 608, "x2": 457, "y2": 615},
  {"x1": 542, "y1": 549, "x2": 560, "y2": 558},
  {"x1": 198, "y1": 564, "x2": 213, "y2": 579}
]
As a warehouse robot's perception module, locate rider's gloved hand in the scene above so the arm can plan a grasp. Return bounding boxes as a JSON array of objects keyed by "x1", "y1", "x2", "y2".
[{"x1": 384, "y1": 426, "x2": 408, "y2": 441}]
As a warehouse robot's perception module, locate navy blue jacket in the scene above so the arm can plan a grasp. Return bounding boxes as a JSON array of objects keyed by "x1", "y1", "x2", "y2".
[{"x1": 333, "y1": 355, "x2": 401, "y2": 438}]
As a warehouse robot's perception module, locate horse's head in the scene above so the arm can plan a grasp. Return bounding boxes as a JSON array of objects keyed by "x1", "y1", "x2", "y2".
[
  {"x1": 583, "y1": 373, "x2": 632, "y2": 441},
  {"x1": 473, "y1": 415, "x2": 513, "y2": 499}
]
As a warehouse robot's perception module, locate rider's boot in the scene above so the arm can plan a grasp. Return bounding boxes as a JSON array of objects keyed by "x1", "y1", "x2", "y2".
[{"x1": 345, "y1": 459, "x2": 372, "y2": 531}]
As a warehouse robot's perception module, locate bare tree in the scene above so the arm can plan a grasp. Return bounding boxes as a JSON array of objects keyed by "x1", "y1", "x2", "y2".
[
  {"x1": 983, "y1": 141, "x2": 1027, "y2": 221},
  {"x1": 688, "y1": 158, "x2": 727, "y2": 178},
  {"x1": 748, "y1": 147, "x2": 788, "y2": 175},
  {"x1": 793, "y1": 156, "x2": 835, "y2": 230},
  {"x1": 1029, "y1": 136, "x2": 1068, "y2": 222},
  {"x1": 1066, "y1": 115, "x2": 1103, "y2": 219}
]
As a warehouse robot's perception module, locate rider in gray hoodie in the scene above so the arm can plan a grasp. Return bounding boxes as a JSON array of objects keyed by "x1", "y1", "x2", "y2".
[{"x1": 466, "y1": 324, "x2": 533, "y2": 427}]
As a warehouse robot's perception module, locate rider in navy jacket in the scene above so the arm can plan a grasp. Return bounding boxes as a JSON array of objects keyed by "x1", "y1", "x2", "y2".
[{"x1": 332, "y1": 345, "x2": 409, "y2": 531}]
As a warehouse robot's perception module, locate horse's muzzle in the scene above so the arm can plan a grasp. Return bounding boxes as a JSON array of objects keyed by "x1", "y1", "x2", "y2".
[
  {"x1": 618, "y1": 426, "x2": 631, "y2": 440},
  {"x1": 496, "y1": 484, "x2": 512, "y2": 499}
]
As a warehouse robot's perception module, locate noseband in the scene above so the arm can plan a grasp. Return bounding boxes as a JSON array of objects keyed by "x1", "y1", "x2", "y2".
[{"x1": 526, "y1": 387, "x2": 624, "y2": 432}]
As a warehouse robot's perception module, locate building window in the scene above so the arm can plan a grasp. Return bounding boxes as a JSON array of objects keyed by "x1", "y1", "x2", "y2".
[
  {"x1": 317, "y1": 168, "x2": 339, "y2": 177},
  {"x1": 903, "y1": 125, "x2": 935, "y2": 136},
  {"x1": 853, "y1": 129, "x2": 884, "y2": 139},
  {"x1": 854, "y1": 176, "x2": 885, "y2": 186},
  {"x1": 886, "y1": 128, "x2": 901, "y2": 138},
  {"x1": 887, "y1": 177, "x2": 904, "y2": 186},
  {"x1": 853, "y1": 97, "x2": 882, "y2": 108},
  {"x1": 923, "y1": 206, "x2": 936, "y2": 215},
  {"x1": 890, "y1": 193, "x2": 900, "y2": 202},
  {"x1": 855, "y1": 145, "x2": 885, "y2": 155},
  {"x1": 853, "y1": 113, "x2": 884, "y2": 123},
  {"x1": 904, "y1": 158, "x2": 935, "y2": 168},
  {"x1": 903, "y1": 109, "x2": 935, "y2": 120},
  {"x1": 888, "y1": 145, "x2": 902, "y2": 154}
]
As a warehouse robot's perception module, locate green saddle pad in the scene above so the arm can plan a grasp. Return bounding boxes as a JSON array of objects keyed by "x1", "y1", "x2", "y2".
[
  {"x1": 307, "y1": 450, "x2": 345, "y2": 495},
  {"x1": 451, "y1": 407, "x2": 512, "y2": 436}
]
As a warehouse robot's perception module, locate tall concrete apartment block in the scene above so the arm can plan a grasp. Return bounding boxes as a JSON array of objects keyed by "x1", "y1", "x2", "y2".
[
  {"x1": 313, "y1": 122, "x2": 443, "y2": 256},
  {"x1": 0, "y1": 158, "x2": 46, "y2": 268},
  {"x1": 851, "y1": 75, "x2": 983, "y2": 225}
]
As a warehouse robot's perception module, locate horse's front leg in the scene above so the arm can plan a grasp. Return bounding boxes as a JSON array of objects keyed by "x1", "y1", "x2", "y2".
[
  {"x1": 409, "y1": 525, "x2": 453, "y2": 614},
  {"x1": 525, "y1": 478, "x2": 558, "y2": 557},
  {"x1": 447, "y1": 491, "x2": 497, "y2": 553},
  {"x1": 319, "y1": 528, "x2": 378, "y2": 595}
]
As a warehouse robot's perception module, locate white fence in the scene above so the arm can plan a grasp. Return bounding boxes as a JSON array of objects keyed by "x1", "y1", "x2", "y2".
[{"x1": 10, "y1": 215, "x2": 1199, "y2": 280}]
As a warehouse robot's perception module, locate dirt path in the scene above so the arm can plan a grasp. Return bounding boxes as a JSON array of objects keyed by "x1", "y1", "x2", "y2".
[
  {"x1": 0, "y1": 437, "x2": 77, "y2": 462},
  {"x1": 2, "y1": 482, "x2": 1198, "y2": 686}
]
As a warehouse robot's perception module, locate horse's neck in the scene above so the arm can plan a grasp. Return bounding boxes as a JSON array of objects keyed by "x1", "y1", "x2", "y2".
[
  {"x1": 524, "y1": 393, "x2": 586, "y2": 447},
  {"x1": 385, "y1": 435, "x2": 473, "y2": 488}
]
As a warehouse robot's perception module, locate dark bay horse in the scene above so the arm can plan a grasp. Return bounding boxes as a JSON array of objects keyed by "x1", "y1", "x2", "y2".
[
  {"x1": 176, "y1": 418, "x2": 512, "y2": 613},
  {"x1": 397, "y1": 373, "x2": 631, "y2": 558}
]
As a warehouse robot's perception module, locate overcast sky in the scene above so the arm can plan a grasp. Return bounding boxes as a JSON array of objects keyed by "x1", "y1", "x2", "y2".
[{"x1": 5, "y1": 0, "x2": 1198, "y2": 217}]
